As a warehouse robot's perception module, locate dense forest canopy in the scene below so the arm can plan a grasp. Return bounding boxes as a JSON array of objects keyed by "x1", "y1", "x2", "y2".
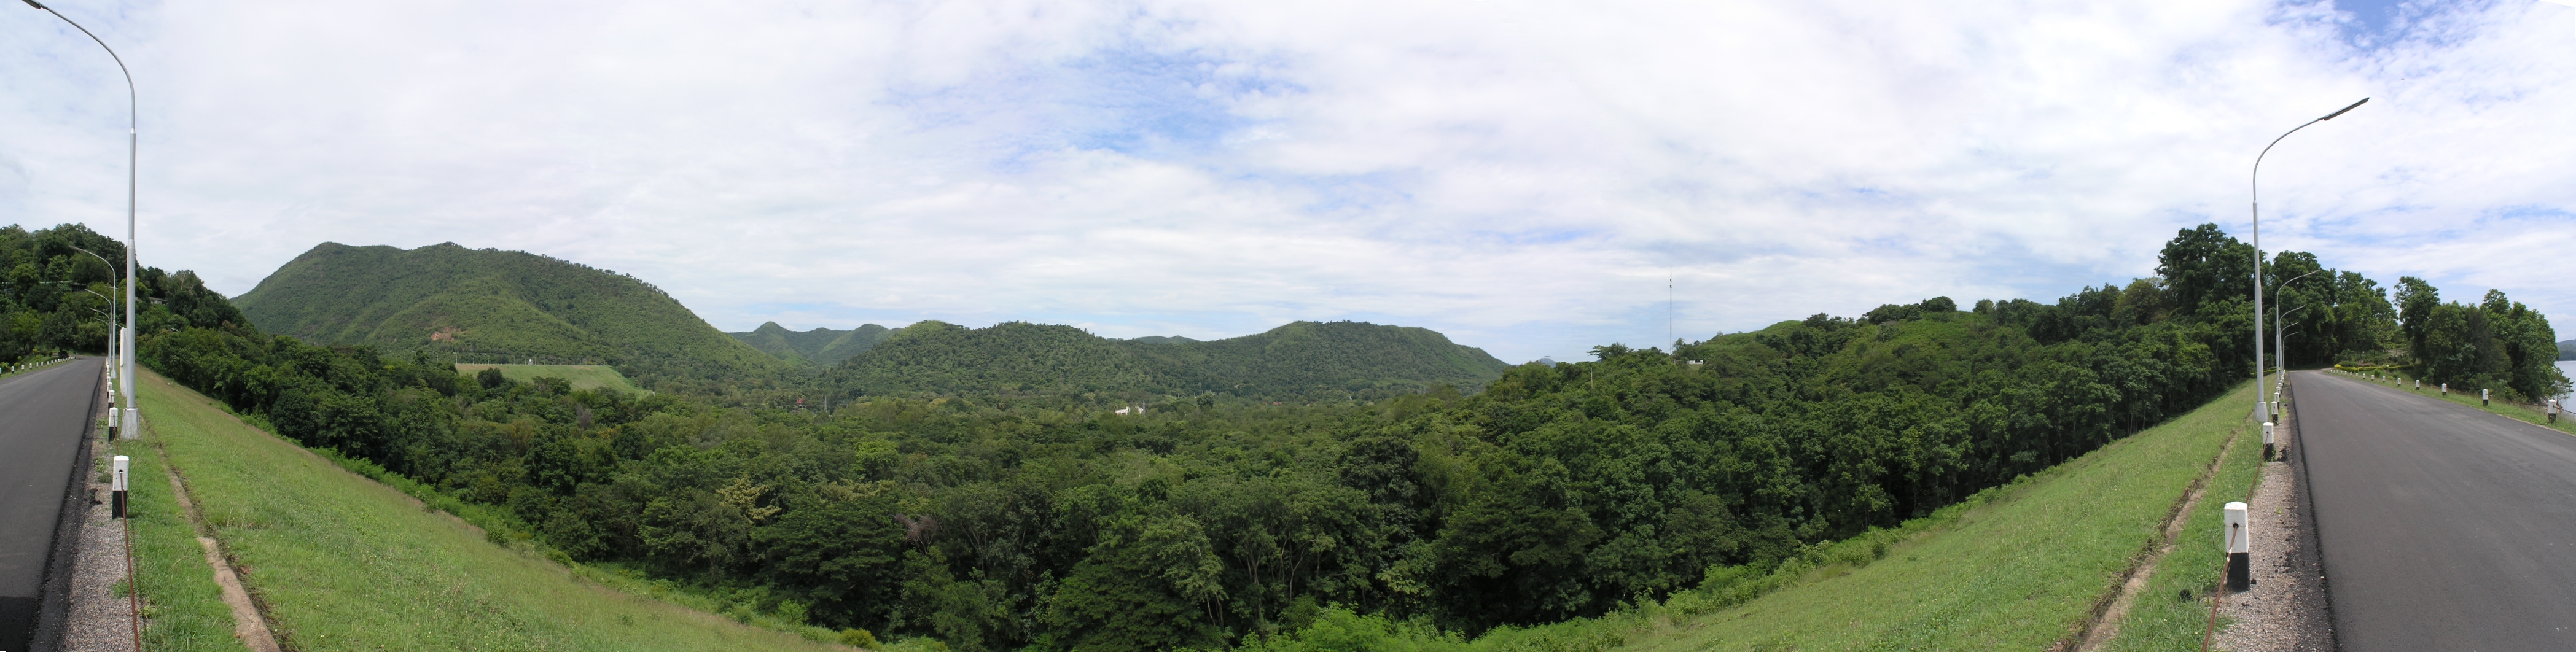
[
  {"x1": 115, "y1": 223, "x2": 2565, "y2": 650},
  {"x1": 0, "y1": 223, "x2": 241, "y2": 362}
]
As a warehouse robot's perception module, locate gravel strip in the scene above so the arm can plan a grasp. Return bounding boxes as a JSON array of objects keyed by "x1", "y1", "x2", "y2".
[
  {"x1": 62, "y1": 431, "x2": 136, "y2": 652},
  {"x1": 2212, "y1": 388, "x2": 2333, "y2": 652}
]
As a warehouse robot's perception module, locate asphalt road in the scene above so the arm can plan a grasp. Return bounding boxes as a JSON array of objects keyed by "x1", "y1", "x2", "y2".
[
  {"x1": 2297, "y1": 370, "x2": 2576, "y2": 650},
  {"x1": 0, "y1": 358, "x2": 98, "y2": 650}
]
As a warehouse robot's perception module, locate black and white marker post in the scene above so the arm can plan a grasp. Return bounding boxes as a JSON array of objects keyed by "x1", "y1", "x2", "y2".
[
  {"x1": 2550, "y1": 399, "x2": 2560, "y2": 424},
  {"x1": 111, "y1": 454, "x2": 129, "y2": 519},
  {"x1": 106, "y1": 399, "x2": 119, "y2": 438},
  {"x1": 2262, "y1": 422, "x2": 2276, "y2": 461},
  {"x1": 2224, "y1": 500, "x2": 2251, "y2": 592},
  {"x1": 2481, "y1": 389, "x2": 2489, "y2": 407}
]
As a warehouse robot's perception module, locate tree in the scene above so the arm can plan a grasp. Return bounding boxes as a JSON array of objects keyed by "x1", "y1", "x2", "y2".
[
  {"x1": 2395, "y1": 276, "x2": 2440, "y2": 357},
  {"x1": 2156, "y1": 224, "x2": 2255, "y2": 317}
]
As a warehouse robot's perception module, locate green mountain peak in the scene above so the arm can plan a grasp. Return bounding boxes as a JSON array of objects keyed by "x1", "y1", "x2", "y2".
[{"x1": 233, "y1": 242, "x2": 787, "y2": 390}]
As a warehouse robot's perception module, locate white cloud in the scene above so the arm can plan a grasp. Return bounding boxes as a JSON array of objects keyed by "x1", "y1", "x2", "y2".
[{"x1": 2, "y1": 0, "x2": 2572, "y2": 363}]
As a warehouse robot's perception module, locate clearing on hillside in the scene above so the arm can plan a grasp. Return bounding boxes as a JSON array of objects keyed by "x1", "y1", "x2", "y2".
[{"x1": 455, "y1": 363, "x2": 645, "y2": 394}]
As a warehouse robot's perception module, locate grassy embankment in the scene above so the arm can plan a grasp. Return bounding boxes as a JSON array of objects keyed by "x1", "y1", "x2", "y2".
[
  {"x1": 2090, "y1": 390, "x2": 2266, "y2": 651},
  {"x1": 130, "y1": 368, "x2": 842, "y2": 651},
  {"x1": 453, "y1": 363, "x2": 645, "y2": 394},
  {"x1": 102, "y1": 373, "x2": 252, "y2": 651},
  {"x1": 1249, "y1": 382, "x2": 2262, "y2": 652},
  {"x1": 1637, "y1": 382, "x2": 2260, "y2": 651},
  {"x1": 2325, "y1": 368, "x2": 2576, "y2": 437}
]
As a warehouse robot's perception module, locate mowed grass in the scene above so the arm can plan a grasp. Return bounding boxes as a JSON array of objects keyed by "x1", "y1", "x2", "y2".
[
  {"x1": 1599, "y1": 382, "x2": 2258, "y2": 652},
  {"x1": 453, "y1": 363, "x2": 644, "y2": 394},
  {"x1": 105, "y1": 414, "x2": 252, "y2": 651},
  {"x1": 132, "y1": 368, "x2": 842, "y2": 652},
  {"x1": 2095, "y1": 392, "x2": 2265, "y2": 652}
]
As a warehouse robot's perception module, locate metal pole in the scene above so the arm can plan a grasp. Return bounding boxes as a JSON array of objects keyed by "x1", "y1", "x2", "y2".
[
  {"x1": 23, "y1": 0, "x2": 141, "y2": 421},
  {"x1": 69, "y1": 246, "x2": 117, "y2": 390},
  {"x1": 2251, "y1": 98, "x2": 2366, "y2": 419}
]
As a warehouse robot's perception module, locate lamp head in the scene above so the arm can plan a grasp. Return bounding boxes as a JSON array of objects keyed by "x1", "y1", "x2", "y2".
[
  {"x1": 2321, "y1": 98, "x2": 2368, "y2": 121},
  {"x1": 21, "y1": 0, "x2": 45, "y2": 9}
]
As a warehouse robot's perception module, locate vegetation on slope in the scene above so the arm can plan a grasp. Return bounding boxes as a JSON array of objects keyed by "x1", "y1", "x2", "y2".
[
  {"x1": 0, "y1": 223, "x2": 241, "y2": 362},
  {"x1": 456, "y1": 363, "x2": 646, "y2": 394},
  {"x1": 1237, "y1": 381, "x2": 2256, "y2": 652},
  {"x1": 231, "y1": 242, "x2": 789, "y2": 392},
  {"x1": 130, "y1": 368, "x2": 853, "y2": 651},
  {"x1": 731, "y1": 322, "x2": 894, "y2": 367},
  {"x1": 825, "y1": 319, "x2": 1513, "y2": 400},
  {"x1": 131, "y1": 223, "x2": 2565, "y2": 650}
]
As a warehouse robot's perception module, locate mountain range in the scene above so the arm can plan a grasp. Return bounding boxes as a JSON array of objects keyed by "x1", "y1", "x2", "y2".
[{"x1": 236, "y1": 242, "x2": 1514, "y2": 398}]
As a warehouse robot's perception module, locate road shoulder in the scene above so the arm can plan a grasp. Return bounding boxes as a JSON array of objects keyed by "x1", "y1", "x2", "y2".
[{"x1": 2212, "y1": 375, "x2": 2333, "y2": 651}]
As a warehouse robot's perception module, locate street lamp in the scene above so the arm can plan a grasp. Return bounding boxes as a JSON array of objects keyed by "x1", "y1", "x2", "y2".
[
  {"x1": 2251, "y1": 97, "x2": 2367, "y2": 422},
  {"x1": 25, "y1": 0, "x2": 141, "y2": 428},
  {"x1": 69, "y1": 245, "x2": 119, "y2": 391},
  {"x1": 2273, "y1": 268, "x2": 2324, "y2": 384}
]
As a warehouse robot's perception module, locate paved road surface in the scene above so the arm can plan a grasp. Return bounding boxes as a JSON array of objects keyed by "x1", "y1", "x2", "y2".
[
  {"x1": 2296, "y1": 370, "x2": 2576, "y2": 650},
  {"x1": 0, "y1": 359, "x2": 99, "y2": 650}
]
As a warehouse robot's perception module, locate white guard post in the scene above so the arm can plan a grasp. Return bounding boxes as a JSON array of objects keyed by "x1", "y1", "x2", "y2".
[
  {"x1": 2481, "y1": 389, "x2": 2489, "y2": 406},
  {"x1": 106, "y1": 405, "x2": 120, "y2": 438},
  {"x1": 112, "y1": 454, "x2": 130, "y2": 519},
  {"x1": 2223, "y1": 501, "x2": 2252, "y2": 591},
  {"x1": 2262, "y1": 422, "x2": 2276, "y2": 460}
]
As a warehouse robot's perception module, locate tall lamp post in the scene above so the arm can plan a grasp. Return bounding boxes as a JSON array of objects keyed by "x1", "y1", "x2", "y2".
[
  {"x1": 2272, "y1": 268, "x2": 2323, "y2": 398},
  {"x1": 69, "y1": 245, "x2": 119, "y2": 392},
  {"x1": 2252, "y1": 98, "x2": 2367, "y2": 422},
  {"x1": 23, "y1": 0, "x2": 139, "y2": 429}
]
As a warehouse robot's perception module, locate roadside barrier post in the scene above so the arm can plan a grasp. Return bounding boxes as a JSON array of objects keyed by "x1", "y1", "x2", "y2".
[
  {"x1": 2441, "y1": 382, "x2": 2448, "y2": 397},
  {"x1": 2481, "y1": 389, "x2": 2489, "y2": 406},
  {"x1": 111, "y1": 455, "x2": 129, "y2": 519},
  {"x1": 2224, "y1": 501, "x2": 2252, "y2": 591},
  {"x1": 2550, "y1": 399, "x2": 2559, "y2": 424},
  {"x1": 107, "y1": 403, "x2": 119, "y2": 438},
  {"x1": 2262, "y1": 422, "x2": 2276, "y2": 460}
]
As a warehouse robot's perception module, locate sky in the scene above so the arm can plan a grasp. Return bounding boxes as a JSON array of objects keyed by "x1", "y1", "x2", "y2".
[{"x1": 4, "y1": 0, "x2": 2574, "y2": 364}]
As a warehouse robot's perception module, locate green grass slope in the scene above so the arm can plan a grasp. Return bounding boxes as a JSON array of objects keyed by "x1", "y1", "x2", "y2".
[
  {"x1": 1641, "y1": 382, "x2": 2254, "y2": 651},
  {"x1": 232, "y1": 243, "x2": 787, "y2": 389},
  {"x1": 1247, "y1": 381, "x2": 2256, "y2": 652},
  {"x1": 728, "y1": 322, "x2": 894, "y2": 367},
  {"x1": 826, "y1": 320, "x2": 1512, "y2": 398},
  {"x1": 132, "y1": 368, "x2": 848, "y2": 651}
]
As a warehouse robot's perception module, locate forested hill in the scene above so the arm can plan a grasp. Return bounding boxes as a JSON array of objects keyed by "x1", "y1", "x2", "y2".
[
  {"x1": 232, "y1": 242, "x2": 787, "y2": 391},
  {"x1": 0, "y1": 223, "x2": 241, "y2": 361},
  {"x1": 825, "y1": 319, "x2": 1513, "y2": 398},
  {"x1": 728, "y1": 322, "x2": 893, "y2": 367}
]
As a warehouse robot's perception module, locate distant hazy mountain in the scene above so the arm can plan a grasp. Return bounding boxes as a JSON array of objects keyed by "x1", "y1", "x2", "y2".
[
  {"x1": 729, "y1": 322, "x2": 893, "y2": 367},
  {"x1": 828, "y1": 320, "x2": 1512, "y2": 399},
  {"x1": 233, "y1": 242, "x2": 788, "y2": 389},
  {"x1": 2561, "y1": 338, "x2": 2574, "y2": 361}
]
